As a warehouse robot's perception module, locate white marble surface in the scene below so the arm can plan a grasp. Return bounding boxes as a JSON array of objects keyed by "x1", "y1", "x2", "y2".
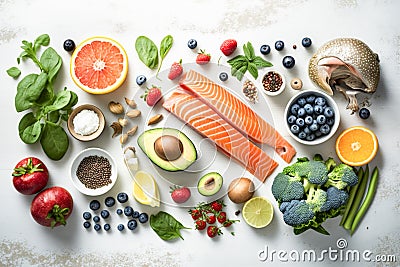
[{"x1": 0, "y1": 0, "x2": 399, "y2": 266}]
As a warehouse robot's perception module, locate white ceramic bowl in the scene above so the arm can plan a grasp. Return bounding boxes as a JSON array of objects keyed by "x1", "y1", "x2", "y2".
[
  {"x1": 70, "y1": 147, "x2": 118, "y2": 196},
  {"x1": 261, "y1": 70, "x2": 286, "y2": 96},
  {"x1": 284, "y1": 90, "x2": 340, "y2": 145}
]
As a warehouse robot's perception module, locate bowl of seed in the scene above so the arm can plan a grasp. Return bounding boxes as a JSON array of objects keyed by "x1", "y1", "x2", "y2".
[
  {"x1": 261, "y1": 70, "x2": 286, "y2": 96},
  {"x1": 70, "y1": 147, "x2": 117, "y2": 196}
]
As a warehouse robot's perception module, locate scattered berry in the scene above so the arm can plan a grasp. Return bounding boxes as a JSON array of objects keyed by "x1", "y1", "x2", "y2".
[
  {"x1": 132, "y1": 211, "x2": 140, "y2": 219},
  {"x1": 217, "y1": 212, "x2": 227, "y2": 224},
  {"x1": 187, "y1": 39, "x2": 197, "y2": 49},
  {"x1": 282, "y1": 55, "x2": 295, "y2": 68},
  {"x1": 117, "y1": 192, "x2": 128, "y2": 203},
  {"x1": 168, "y1": 59, "x2": 183, "y2": 80},
  {"x1": 275, "y1": 40, "x2": 284, "y2": 51},
  {"x1": 211, "y1": 201, "x2": 223, "y2": 212},
  {"x1": 94, "y1": 224, "x2": 101, "y2": 231},
  {"x1": 89, "y1": 200, "x2": 100, "y2": 211},
  {"x1": 219, "y1": 72, "x2": 228, "y2": 82},
  {"x1": 127, "y1": 219, "x2": 138, "y2": 230},
  {"x1": 138, "y1": 213, "x2": 149, "y2": 223},
  {"x1": 189, "y1": 209, "x2": 201, "y2": 220},
  {"x1": 124, "y1": 206, "x2": 134, "y2": 217},
  {"x1": 100, "y1": 210, "x2": 110, "y2": 219},
  {"x1": 293, "y1": 44, "x2": 297, "y2": 49},
  {"x1": 83, "y1": 221, "x2": 91, "y2": 229},
  {"x1": 359, "y1": 108, "x2": 370, "y2": 119},
  {"x1": 93, "y1": 216, "x2": 100, "y2": 223},
  {"x1": 63, "y1": 39, "x2": 76, "y2": 52},
  {"x1": 83, "y1": 212, "x2": 92, "y2": 220},
  {"x1": 104, "y1": 223, "x2": 111, "y2": 231},
  {"x1": 260, "y1": 44, "x2": 271, "y2": 55},
  {"x1": 220, "y1": 39, "x2": 237, "y2": 56},
  {"x1": 136, "y1": 75, "x2": 147, "y2": 86},
  {"x1": 141, "y1": 86, "x2": 162, "y2": 106},
  {"x1": 195, "y1": 220, "x2": 207, "y2": 230},
  {"x1": 116, "y1": 209, "x2": 123, "y2": 215},
  {"x1": 170, "y1": 185, "x2": 191, "y2": 204},
  {"x1": 105, "y1": 197, "x2": 116, "y2": 207},
  {"x1": 302, "y1": 37, "x2": 312, "y2": 48},
  {"x1": 207, "y1": 225, "x2": 222, "y2": 238},
  {"x1": 117, "y1": 224, "x2": 125, "y2": 231},
  {"x1": 206, "y1": 214, "x2": 216, "y2": 224},
  {"x1": 196, "y1": 50, "x2": 211, "y2": 65}
]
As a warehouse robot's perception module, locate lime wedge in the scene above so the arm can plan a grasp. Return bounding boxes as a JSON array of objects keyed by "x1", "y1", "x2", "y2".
[
  {"x1": 242, "y1": 196, "x2": 274, "y2": 228},
  {"x1": 132, "y1": 171, "x2": 160, "y2": 207}
]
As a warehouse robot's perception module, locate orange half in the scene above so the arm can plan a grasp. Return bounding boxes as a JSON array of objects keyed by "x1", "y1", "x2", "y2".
[
  {"x1": 70, "y1": 36, "x2": 128, "y2": 94},
  {"x1": 335, "y1": 126, "x2": 378, "y2": 166}
]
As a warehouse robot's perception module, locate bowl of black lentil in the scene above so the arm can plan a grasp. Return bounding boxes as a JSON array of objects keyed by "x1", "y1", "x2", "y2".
[{"x1": 70, "y1": 147, "x2": 117, "y2": 196}]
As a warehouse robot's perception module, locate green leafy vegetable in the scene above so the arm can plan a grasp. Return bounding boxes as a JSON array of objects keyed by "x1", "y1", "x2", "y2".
[
  {"x1": 150, "y1": 211, "x2": 190, "y2": 241},
  {"x1": 157, "y1": 35, "x2": 173, "y2": 75},
  {"x1": 227, "y1": 42, "x2": 273, "y2": 81},
  {"x1": 135, "y1": 36, "x2": 159, "y2": 69},
  {"x1": 8, "y1": 34, "x2": 77, "y2": 160}
]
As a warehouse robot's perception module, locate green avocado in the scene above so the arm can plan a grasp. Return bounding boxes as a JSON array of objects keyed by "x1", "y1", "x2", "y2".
[
  {"x1": 197, "y1": 172, "x2": 223, "y2": 196},
  {"x1": 137, "y1": 128, "x2": 197, "y2": 172}
]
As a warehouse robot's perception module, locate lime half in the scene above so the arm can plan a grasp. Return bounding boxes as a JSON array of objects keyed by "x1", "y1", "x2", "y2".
[{"x1": 242, "y1": 196, "x2": 274, "y2": 228}]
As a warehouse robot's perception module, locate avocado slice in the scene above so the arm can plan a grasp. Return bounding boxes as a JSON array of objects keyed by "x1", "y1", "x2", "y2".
[
  {"x1": 137, "y1": 128, "x2": 197, "y2": 172},
  {"x1": 197, "y1": 172, "x2": 223, "y2": 196}
]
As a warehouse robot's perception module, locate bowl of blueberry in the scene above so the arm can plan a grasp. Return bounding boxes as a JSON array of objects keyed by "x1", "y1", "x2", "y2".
[{"x1": 284, "y1": 90, "x2": 340, "y2": 145}]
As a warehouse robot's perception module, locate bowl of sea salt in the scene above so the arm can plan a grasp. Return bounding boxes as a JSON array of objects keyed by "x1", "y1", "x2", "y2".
[{"x1": 67, "y1": 104, "x2": 105, "y2": 141}]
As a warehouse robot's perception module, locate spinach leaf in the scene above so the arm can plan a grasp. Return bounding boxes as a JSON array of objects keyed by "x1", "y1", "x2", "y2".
[
  {"x1": 15, "y1": 73, "x2": 47, "y2": 112},
  {"x1": 157, "y1": 35, "x2": 173, "y2": 75},
  {"x1": 47, "y1": 110, "x2": 60, "y2": 123},
  {"x1": 21, "y1": 120, "x2": 42, "y2": 144},
  {"x1": 40, "y1": 122, "x2": 69, "y2": 161},
  {"x1": 18, "y1": 112, "x2": 38, "y2": 141},
  {"x1": 33, "y1": 34, "x2": 50, "y2": 52},
  {"x1": 6, "y1": 67, "x2": 21, "y2": 78},
  {"x1": 150, "y1": 211, "x2": 190, "y2": 241},
  {"x1": 62, "y1": 91, "x2": 78, "y2": 111},
  {"x1": 135, "y1": 36, "x2": 159, "y2": 69},
  {"x1": 44, "y1": 90, "x2": 71, "y2": 113},
  {"x1": 40, "y1": 47, "x2": 62, "y2": 83}
]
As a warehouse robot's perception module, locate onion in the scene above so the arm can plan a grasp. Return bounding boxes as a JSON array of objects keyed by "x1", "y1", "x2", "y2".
[{"x1": 228, "y1": 177, "x2": 255, "y2": 204}]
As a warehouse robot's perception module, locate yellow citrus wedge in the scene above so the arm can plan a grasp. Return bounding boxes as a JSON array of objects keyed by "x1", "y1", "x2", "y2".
[
  {"x1": 335, "y1": 126, "x2": 378, "y2": 166},
  {"x1": 242, "y1": 196, "x2": 274, "y2": 228},
  {"x1": 70, "y1": 36, "x2": 128, "y2": 94},
  {"x1": 132, "y1": 171, "x2": 160, "y2": 207}
]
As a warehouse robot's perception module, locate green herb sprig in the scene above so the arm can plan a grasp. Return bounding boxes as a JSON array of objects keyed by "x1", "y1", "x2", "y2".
[
  {"x1": 227, "y1": 42, "x2": 273, "y2": 81},
  {"x1": 7, "y1": 34, "x2": 78, "y2": 161}
]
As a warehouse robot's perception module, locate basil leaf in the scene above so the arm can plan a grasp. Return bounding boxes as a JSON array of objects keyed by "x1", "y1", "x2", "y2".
[
  {"x1": 40, "y1": 122, "x2": 69, "y2": 161},
  {"x1": 150, "y1": 211, "x2": 189, "y2": 241},
  {"x1": 245, "y1": 42, "x2": 256, "y2": 60},
  {"x1": 15, "y1": 73, "x2": 48, "y2": 112},
  {"x1": 21, "y1": 120, "x2": 42, "y2": 144},
  {"x1": 233, "y1": 64, "x2": 248, "y2": 81},
  {"x1": 34, "y1": 34, "x2": 50, "y2": 52},
  {"x1": 18, "y1": 112, "x2": 38, "y2": 141},
  {"x1": 160, "y1": 35, "x2": 173, "y2": 60},
  {"x1": 247, "y1": 62, "x2": 258, "y2": 79},
  {"x1": 40, "y1": 47, "x2": 62, "y2": 83},
  {"x1": 7, "y1": 67, "x2": 21, "y2": 78},
  {"x1": 252, "y1": 56, "x2": 273, "y2": 68},
  {"x1": 135, "y1": 36, "x2": 159, "y2": 69}
]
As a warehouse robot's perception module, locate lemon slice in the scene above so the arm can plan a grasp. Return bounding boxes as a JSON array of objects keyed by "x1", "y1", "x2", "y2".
[
  {"x1": 132, "y1": 171, "x2": 160, "y2": 207},
  {"x1": 242, "y1": 196, "x2": 274, "y2": 228}
]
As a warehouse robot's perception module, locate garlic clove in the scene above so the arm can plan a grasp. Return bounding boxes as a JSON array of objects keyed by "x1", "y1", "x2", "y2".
[
  {"x1": 108, "y1": 101, "x2": 124, "y2": 114},
  {"x1": 124, "y1": 97, "x2": 137, "y2": 109},
  {"x1": 118, "y1": 118, "x2": 128, "y2": 127},
  {"x1": 124, "y1": 147, "x2": 138, "y2": 171},
  {"x1": 126, "y1": 109, "x2": 141, "y2": 119}
]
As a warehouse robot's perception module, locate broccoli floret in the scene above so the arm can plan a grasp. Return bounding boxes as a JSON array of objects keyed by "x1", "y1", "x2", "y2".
[
  {"x1": 320, "y1": 187, "x2": 349, "y2": 212},
  {"x1": 324, "y1": 157, "x2": 337, "y2": 172},
  {"x1": 283, "y1": 160, "x2": 328, "y2": 185},
  {"x1": 306, "y1": 185, "x2": 328, "y2": 212},
  {"x1": 271, "y1": 173, "x2": 304, "y2": 202},
  {"x1": 325, "y1": 164, "x2": 358, "y2": 190},
  {"x1": 282, "y1": 200, "x2": 315, "y2": 227}
]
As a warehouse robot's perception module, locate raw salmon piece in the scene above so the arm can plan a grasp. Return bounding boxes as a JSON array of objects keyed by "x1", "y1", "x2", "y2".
[
  {"x1": 163, "y1": 88, "x2": 278, "y2": 182},
  {"x1": 179, "y1": 70, "x2": 296, "y2": 163}
]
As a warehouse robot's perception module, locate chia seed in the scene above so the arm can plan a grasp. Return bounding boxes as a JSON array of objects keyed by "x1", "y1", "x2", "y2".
[
  {"x1": 242, "y1": 80, "x2": 258, "y2": 103},
  {"x1": 76, "y1": 155, "x2": 112, "y2": 189},
  {"x1": 262, "y1": 71, "x2": 283, "y2": 92}
]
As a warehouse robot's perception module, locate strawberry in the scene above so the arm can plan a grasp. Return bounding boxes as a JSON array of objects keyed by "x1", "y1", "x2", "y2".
[
  {"x1": 195, "y1": 220, "x2": 206, "y2": 230},
  {"x1": 207, "y1": 225, "x2": 222, "y2": 238},
  {"x1": 217, "y1": 211, "x2": 227, "y2": 224},
  {"x1": 196, "y1": 50, "x2": 211, "y2": 65},
  {"x1": 168, "y1": 59, "x2": 183, "y2": 80},
  {"x1": 12, "y1": 157, "x2": 49, "y2": 195},
  {"x1": 222, "y1": 219, "x2": 239, "y2": 227},
  {"x1": 170, "y1": 185, "x2": 191, "y2": 204},
  {"x1": 220, "y1": 39, "x2": 237, "y2": 56},
  {"x1": 189, "y1": 209, "x2": 202, "y2": 220},
  {"x1": 211, "y1": 200, "x2": 223, "y2": 212},
  {"x1": 141, "y1": 86, "x2": 162, "y2": 106},
  {"x1": 206, "y1": 214, "x2": 216, "y2": 224}
]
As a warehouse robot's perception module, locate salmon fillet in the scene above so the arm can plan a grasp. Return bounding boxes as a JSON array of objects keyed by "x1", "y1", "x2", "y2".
[
  {"x1": 163, "y1": 88, "x2": 278, "y2": 182},
  {"x1": 179, "y1": 70, "x2": 296, "y2": 163}
]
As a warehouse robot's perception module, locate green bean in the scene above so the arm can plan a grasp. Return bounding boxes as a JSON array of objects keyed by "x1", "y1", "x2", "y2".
[
  {"x1": 350, "y1": 167, "x2": 379, "y2": 235},
  {"x1": 343, "y1": 165, "x2": 369, "y2": 230},
  {"x1": 340, "y1": 167, "x2": 364, "y2": 226}
]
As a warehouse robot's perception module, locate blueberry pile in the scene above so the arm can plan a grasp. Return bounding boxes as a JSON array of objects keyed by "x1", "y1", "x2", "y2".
[
  {"x1": 83, "y1": 192, "x2": 149, "y2": 232},
  {"x1": 287, "y1": 93, "x2": 335, "y2": 141}
]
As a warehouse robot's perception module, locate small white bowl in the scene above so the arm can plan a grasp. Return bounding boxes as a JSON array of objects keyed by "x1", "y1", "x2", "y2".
[
  {"x1": 70, "y1": 148, "x2": 118, "y2": 196},
  {"x1": 261, "y1": 70, "x2": 286, "y2": 96},
  {"x1": 284, "y1": 90, "x2": 340, "y2": 145}
]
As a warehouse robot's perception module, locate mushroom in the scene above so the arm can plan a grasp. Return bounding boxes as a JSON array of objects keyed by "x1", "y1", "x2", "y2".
[{"x1": 154, "y1": 135, "x2": 183, "y2": 161}]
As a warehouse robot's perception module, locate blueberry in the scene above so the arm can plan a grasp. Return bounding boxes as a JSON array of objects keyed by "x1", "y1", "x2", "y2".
[
  {"x1": 298, "y1": 132, "x2": 307, "y2": 139},
  {"x1": 138, "y1": 213, "x2": 149, "y2": 223},
  {"x1": 297, "y1": 98, "x2": 307, "y2": 106},
  {"x1": 304, "y1": 104, "x2": 313, "y2": 115},
  {"x1": 83, "y1": 221, "x2": 91, "y2": 229},
  {"x1": 301, "y1": 37, "x2": 312, "y2": 48},
  {"x1": 290, "y1": 104, "x2": 301, "y2": 115},
  {"x1": 315, "y1": 131, "x2": 322, "y2": 137},
  {"x1": 105, "y1": 196, "x2": 116, "y2": 207},
  {"x1": 290, "y1": 125, "x2": 300, "y2": 134},
  {"x1": 104, "y1": 223, "x2": 111, "y2": 231},
  {"x1": 324, "y1": 107, "x2": 334, "y2": 117},
  {"x1": 316, "y1": 115, "x2": 326, "y2": 125},
  {"x1": 303, "y1": 126, "x2": 311, "y2": 135},
  {"x1": 315, "y1": 97, "x2": 326, "y2": 106},
  {"x1": 306, "y1": 95, "x2": 316, "y2": 103},
  {"x1": 287, "y1": 115, "x2": 297, "y2": 124},
  {"x1": 309, "y1": 123, "x2": 319, "y2": 132},
  {"x1": 117, "y1": 192, "x2": 129, "y2": 203},
  {"x1": 93, "y1": 216, "x2": 100, "y2": 223},
  {"x1": 260, "y1": 44, "x2": 271, "y2": 55},
  {"x1": 314, "y1": 105, "x2": 323, "y2": 115},
  {"x1": 297, "y1": 108, "x2": 306, "y2": 117},
  {"x1": 326, "y1": 117, "x2": 335, "y2": 126},
  {"x1": 83, "y1": 212, "x2": 92, "y2": 220},
  {"x1": 117, "y1": 224, "x2": 125, "y2": 231},
  {"x1": 63, "y1": 39, "x2": 76, "y2": 52},
  {"x1": 94, "y1": 224, "x2": 101, "y2": 231},
  {"x1": 304, "y1": 116, "x2": 313, "y2": 125},
  {"x1": 219, "y1": 72, "x2": 228, "y2": 82},
  {"x1": 187, "y1": 39, "x2": 197, "y2": 49},
  {"x1": 132, "y1": 211, "x2": 140, "y2": 219},
  {"x1": 100, "y1": 210, "x2": 110, "y2": 219},
  {"x1": 89, "y1": 200, "x2": 100, "y2": 211},
  {"x1": 127, "y1": 219, "x2": 138, "y2": 230},
  {"x1": 296, "y1": 118, "x2": 305, "y2": 127},
  {"x1": 282, "y1": 56, "x2": 295, "y2": 69},
  {"x1": 124, "y1": 206, "x2": 134, "y2": 217},
  {"x1": 136, "y1": 75, "x2": 147, "y2": 86},
  {"x1": 320, "y1": 124, "x2": 331, "y2": 134},
  {"x1": 275, "y1": 40, "x2": 284, "y2": 51},
  {"x1": 306, "y1": 134, "x2": 316, "y2": 141},
  {"x1": 359, "y1": 108, "x2": 370, "y2": 119}
]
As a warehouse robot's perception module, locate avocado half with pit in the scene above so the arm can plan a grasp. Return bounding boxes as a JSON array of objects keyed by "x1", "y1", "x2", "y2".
[
  {"x1": 197, "y1": 172, "x2": 223, "y2": 196},
  {"x1": 137, "y1": 128, "x2": 197, "y2": 172}
]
